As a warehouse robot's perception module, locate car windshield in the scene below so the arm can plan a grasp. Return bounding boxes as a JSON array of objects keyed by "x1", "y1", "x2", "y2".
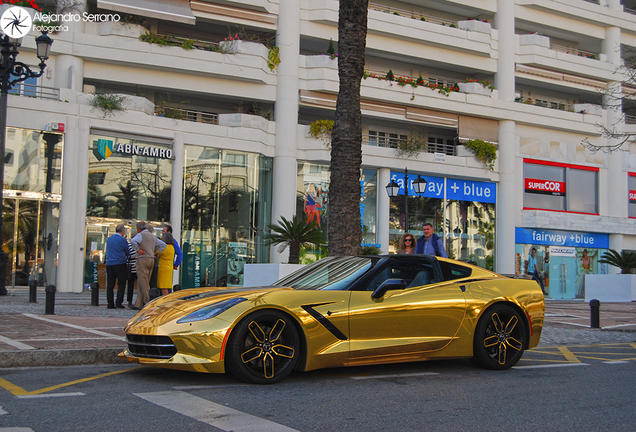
[{"x1": 271, "y1": 256, "x2": 376, "y2": 290}]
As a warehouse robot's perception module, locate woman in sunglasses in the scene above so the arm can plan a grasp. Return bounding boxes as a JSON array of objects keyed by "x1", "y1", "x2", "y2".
[{"x1": 397, "y1": 233, "x2": 417, "y2": 254}]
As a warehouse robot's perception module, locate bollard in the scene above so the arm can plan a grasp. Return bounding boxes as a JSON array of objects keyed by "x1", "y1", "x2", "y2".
[
  {"x1": 590, "y1": 299, "x2": 600, "y2": 328},
  {"x1": 45, "y1": 284, "x2": 56, "y2": 315},
  {"x1": 173, "y1": 284, "x2": 181, "y2": 292},
  {"x1": 28, "y1": 280, "x2": 37, "y2": 303},
  {"x1": 91, "y1": 282, "x2": 100, "y2": 306}
]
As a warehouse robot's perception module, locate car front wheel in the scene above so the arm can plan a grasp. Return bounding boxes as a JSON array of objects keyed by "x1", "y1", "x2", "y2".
[
  {"x1": 226, "y1": 310, "x2": 300, "y2": 384},
  {"x1": 471, "y1": 304, "x2": 527, "y2": 370}
]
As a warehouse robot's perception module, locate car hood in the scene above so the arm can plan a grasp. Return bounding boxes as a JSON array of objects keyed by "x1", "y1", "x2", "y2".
[{"x1": 126, "y1": 286, "x2": 293, "y2": 330}]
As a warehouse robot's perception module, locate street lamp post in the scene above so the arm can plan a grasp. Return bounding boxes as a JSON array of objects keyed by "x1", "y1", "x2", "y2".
[
  {"x1": 0, "y1": 32, "x2": 53, "y2": 296},
  {"x1": 385, "y1": 168, "x2": 426, "y2": 233}
]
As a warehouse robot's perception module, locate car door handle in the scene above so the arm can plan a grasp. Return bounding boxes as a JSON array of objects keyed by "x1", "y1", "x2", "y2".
[{"x1": 460, "y1": 285, "x2": 466, "y2": 292}]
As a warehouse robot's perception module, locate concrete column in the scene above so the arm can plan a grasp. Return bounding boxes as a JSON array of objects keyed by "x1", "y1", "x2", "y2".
[
  {"x1": 171, "y1": 132, "x2": 184, "y2": 285},
  {"x1": 58, "y1": 116, "x2": 90, "y2": 292},
  {"x1": 494, "y1": 0, "x2": 515, "y2": 102},
  {"x1": 53, "y1": 0, "x2": 86, "y2": 92},
  {"x1": 494, "y1": 1, "x2": 517, "y2": 274},
  {"x1": 496, "y1": 120, "x2": 516, "y2": 274},
  {"x1": 377, "y1": 168, "x2": 391, "y2": 253},
  {"x1": 270, "y1": 0, "x2": 300, "y2": 263}
]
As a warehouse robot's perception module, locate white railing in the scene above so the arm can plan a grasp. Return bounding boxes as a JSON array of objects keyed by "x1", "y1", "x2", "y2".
[
  {"x1": 362, "y1": 134, "x2": 457, "y2": 155},
  {"x1": 551, "y1": 43, "x2": 599, "y2": 60},
  {"x1": 368, "y1": 2, "x2": 457, "y2": 27},
  {"x1": 515, "y1": 97, "x2": 573, "y2": 112},
  {"x1": 155, "y1": 107, "x2": 218, "y2": 124},
  {"x1": 8, "y1": 83, "x2": 59, "y2": 100}
]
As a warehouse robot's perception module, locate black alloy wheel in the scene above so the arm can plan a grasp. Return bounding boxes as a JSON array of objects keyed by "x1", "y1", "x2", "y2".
[
  {"x1": 226, "y1": 310, "x2": 300, "y2": 384},
  {"x1": 471, "y1": 304, "x2": 527, "y2": 370}
]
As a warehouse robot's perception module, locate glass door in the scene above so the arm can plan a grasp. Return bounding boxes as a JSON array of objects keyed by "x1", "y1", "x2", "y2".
[{"x1": 3, "y1": 197, "x2": 59, "y2": 288}]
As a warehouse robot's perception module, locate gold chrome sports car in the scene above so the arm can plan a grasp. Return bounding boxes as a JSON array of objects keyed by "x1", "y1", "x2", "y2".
[{"x1": 120, "y1": 255, "x2": 544, "y2": 384}]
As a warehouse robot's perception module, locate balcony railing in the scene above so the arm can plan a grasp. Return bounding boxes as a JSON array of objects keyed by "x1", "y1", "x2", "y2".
[
  {"x1": 155, "y1": 106, "x2": 218, "y2": 124},
  {"x1": 8, "y1": 83, "x2": 60, "y2": 100},
  {"x1": 368, "y1": 2, "x2": 457, "y2": 27},
  {"x1": 626, "y1": 7, "x2": 636, "y2": 15},
  {"x1": 515, "y1": 96, "x2": 573, "y2": 112},
  {"x1": 550, "y1": 43, "x2": 599, "y2": 60},
  {"x1": 625, "y1": 114, "x2": 636, "y2": 124},
  {"x1": 363, "y1": 134, "x2": 457, "y2": 155}
]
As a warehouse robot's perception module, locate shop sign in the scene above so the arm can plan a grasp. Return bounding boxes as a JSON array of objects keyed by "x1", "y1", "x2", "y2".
[
  {"x1": 515, "y1": 227, "x2": 609, "y2": 248},
  {"x1": 524, "y1": 178, "x2": 566, "y2": 196},
  {"x1": 94, "y1": 139, "x2": 173, "y2": 161},
  {"x1": 629, "y1": 190, "x2": 636, "y2": 201},
  {"x1": 549, "y1": 246, "x2": 576, "y2": 257},
  {"x1": 389, "y1": 173, "x2": 496, "y2": 203}
]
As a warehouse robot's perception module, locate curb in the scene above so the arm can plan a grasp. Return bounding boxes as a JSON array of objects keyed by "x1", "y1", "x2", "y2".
[{"x1": 0, "y1": 347, "x2": 128, "y2": 368}]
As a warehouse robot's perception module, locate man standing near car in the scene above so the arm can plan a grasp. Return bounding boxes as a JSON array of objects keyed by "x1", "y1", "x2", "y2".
[
  {"x1": 415, "y1": 223, "x2": 448, "y2": 257},
  {"x1": 131, "y1": 221, "x2": 166, "y2": 309},
  {"x1": 105, "y1": 224, "x2": 129, "y2": 309}
]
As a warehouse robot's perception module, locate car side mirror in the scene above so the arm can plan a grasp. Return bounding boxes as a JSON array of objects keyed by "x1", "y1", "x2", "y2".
[{"x1": 372, "y1": 278, "x2": 407, "y2": 299}]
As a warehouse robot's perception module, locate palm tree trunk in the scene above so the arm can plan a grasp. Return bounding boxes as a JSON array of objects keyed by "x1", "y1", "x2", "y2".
[{"x1": 329, "y1": 0, "x2": 369, "y2": 256}]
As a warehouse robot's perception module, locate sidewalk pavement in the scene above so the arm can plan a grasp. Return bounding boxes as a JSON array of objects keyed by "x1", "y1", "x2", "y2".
[{"x1": 0, "y1": 287, "x2": 635, "y2": 369}]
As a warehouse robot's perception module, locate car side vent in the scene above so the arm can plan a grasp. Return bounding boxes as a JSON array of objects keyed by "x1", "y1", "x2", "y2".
[{"x1": 126, "y1": 334, "x2": 177, "y2": 359}]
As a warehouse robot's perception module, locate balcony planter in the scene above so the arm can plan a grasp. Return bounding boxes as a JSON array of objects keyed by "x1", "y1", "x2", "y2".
[
  {"x1": 96, "y1": 22, "x2": 147, "y2": 38},
  {"x1": 219, "y1": 40, "x2": 268, "y2": 57},
  {"x1": 457, "y1": 20, "x2": 491, "y2": 34},
  {"x1": 457, "y1": 82, "x2": 492, "y2": 96},
  {"x1": 306, "y1": 55, "x2": 338, "y2": 68},
  {"x1": 519, "y1": 34, "x2": 550, "y2": 48},
  {"x1": 218, "y1": 113, "x2": 270, "y2": 131},
  {"x1": 584, "y1": 274, "x2": 636, "y2": 302}
]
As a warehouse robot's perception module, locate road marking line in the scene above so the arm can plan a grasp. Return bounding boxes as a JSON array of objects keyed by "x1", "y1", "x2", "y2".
[
  {"x1": 0, "y1": 367, "x2": 140, "y2": 396},
  {"x1": 350, "y1": 372, "x2": 439, "y2": 380},
  {"x1": 513, "y1": 363, "x2": 590, "y2": 369},
  {"x1": 603, "y1": 361, "x2": 629, "y2": 364},
  {"x1": 557, "y1": 346, "x2": 581, "y2": 363},
  {"x1": 17, "y1": 392, "x2": 85, "y2": 399},
  {"x1": 28, "y1": 367, "x2": 142, "y2": 395},
  {"x1": 135, "y1": 391, "x2": 299, "y2": 432},
  {"x1": 0, "y1": 405, "x2": 7, "y2": 415},
  {"x1": 15, "y1": 337, "x2": 120, "y2": 342},
  {"x1": 550, "y1": 321, "x2": 590, "y2": 327},
  {"x1": 22, "y1": 314, "x2": 125, "y2": 341},
  {"x1": 0, "y1": 335, "x2": 35, "y2": 350},
  {"x1": 602, "y1": 324, "x2": 636, "y2": 329},
  {"x1": 173, "y1": 384, "x2": 251, "y2": 390}
]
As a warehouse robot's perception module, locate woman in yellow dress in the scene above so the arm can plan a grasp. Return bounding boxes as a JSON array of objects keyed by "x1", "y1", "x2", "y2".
[{"x1": 157, "y1": 232, "x2": 175, "y2": 295}]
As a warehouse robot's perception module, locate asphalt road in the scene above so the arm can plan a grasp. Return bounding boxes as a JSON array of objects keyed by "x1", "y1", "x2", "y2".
[{"x1": 1, "y1": 343, "x2": 635, "y2": 432}]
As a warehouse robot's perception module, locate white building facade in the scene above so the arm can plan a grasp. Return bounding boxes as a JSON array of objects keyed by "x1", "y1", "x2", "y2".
[{"x1": 5, "y1": 0, "x2": 636, "y2": 300}]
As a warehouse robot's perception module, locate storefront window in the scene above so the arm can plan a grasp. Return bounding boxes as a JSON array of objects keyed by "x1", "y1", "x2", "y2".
[
  {"x1": 361, "y1": 169, "x2": 378, "y2": 246},
  {"x1": 87, "y1": 133, "x2": 173, "y2": 221},
  {"x1": 523, "y1": 159, "x2": 598, "y2": 214},
  {"x1": 180, "y1": 146, "x2": 272, "y2": 288},
  {"x1": 4, "y1": 127, "x2": 63, "y2": 194},
  {"x1": 445, "y1": 201, "x2": 495, "y2": 269}
]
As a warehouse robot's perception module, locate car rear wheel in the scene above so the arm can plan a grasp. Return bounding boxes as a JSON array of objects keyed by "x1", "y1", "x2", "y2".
[
  {"x1": 471, "y1": 304, "x2": 526, "y2": 370},
  {"x1": 226, "y1": 310, "x2": 300, "y2": 384}
]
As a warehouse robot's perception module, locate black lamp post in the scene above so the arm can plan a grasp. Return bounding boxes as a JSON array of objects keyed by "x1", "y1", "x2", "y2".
[
  {"x1": 0, "y1": 32, "x2": 53, "y2": 296},
  {"x1": 386, "y1": 168, "x2": 426, "y2": 232}
]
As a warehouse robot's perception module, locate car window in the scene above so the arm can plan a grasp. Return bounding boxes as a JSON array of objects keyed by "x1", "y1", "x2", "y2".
[
  {"x1": 273, "y1": 256, "x2": 376, "y2": 291},
  {"x1": 438, "y1": 261, "x2": 472, "y2": 281},
  {"x1": 364, "y1": 258, "x2": 437, "y2": 291}
]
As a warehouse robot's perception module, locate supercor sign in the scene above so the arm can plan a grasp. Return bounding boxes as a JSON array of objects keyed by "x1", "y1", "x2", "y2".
[{"x1": 524, "y1": 178, "x2": 566, "y2": 196}]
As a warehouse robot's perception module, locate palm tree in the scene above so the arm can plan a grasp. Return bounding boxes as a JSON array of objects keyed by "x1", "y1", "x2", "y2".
[
  {"x1": 328, "y1": 0, "x2": 369, "y2": 256},
  {"x1": 264, "y1": 216, "x2": 325, "y2": 264},
  {"x1": 599, "y1": 249, "x2": 636, "y2": 274}
]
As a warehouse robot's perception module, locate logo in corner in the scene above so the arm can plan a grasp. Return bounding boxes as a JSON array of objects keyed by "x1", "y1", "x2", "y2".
[
  {"x1": 93, "y1": 139, "x2": 114, "y2": 161},
  {"x1": 1, "y1": 7, "x2": 33, "y2": 39}
]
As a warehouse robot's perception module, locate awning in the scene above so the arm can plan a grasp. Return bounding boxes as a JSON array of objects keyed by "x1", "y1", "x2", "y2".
[
  {"x1": 97, "y1": 0, "x2": 196, "y2": 25},
  {"x1": 458, "y1": 115, "x2": 498, "y2": 143}
]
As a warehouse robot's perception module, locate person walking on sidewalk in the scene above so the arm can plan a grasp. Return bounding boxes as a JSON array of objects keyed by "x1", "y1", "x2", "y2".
[
  {"x1": 131, "y1": 222, "x2": 166, "y2": 310},
  {"x1": 105, "y1": 224, "x2": 130, "y2": 309}
]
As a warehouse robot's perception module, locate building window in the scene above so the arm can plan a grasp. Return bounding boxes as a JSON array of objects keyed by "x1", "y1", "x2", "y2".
[
  {"x1": 523, "y1": 159, "x2": 598, "y2": 214},
  {"x1": 629, "y1": 173, "x2": 636, "y2": 218}
]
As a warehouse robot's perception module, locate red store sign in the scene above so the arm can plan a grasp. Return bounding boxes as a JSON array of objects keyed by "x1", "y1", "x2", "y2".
[
  {"x1": 525, "y1": 178, "x2": 566, "y2": 196},
  {"x1": 630, "y1": 190, "x2": 636, "y2": 201}
]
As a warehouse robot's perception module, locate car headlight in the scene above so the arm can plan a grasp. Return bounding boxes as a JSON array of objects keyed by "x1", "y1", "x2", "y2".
[{"x1": 176, "y1": 298, "x2": 246, "y2": 324}]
